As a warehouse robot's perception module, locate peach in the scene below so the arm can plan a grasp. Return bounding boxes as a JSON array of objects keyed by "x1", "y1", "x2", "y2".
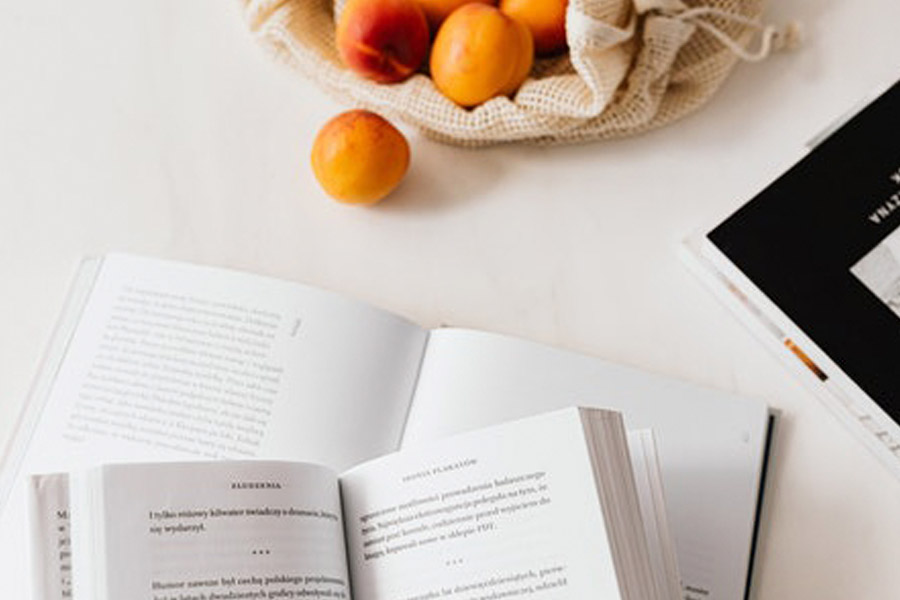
[
  {"x1": 336, "y1": 0, "x2": 430, "y2": 84},
  {"x1": 430, "y1": 4, "x2": 534, "y2": 108},
  {"x1": 414, "y1": 0, "x2": 496, "y2": 31},
  {"x1": 500, "y1": 0, "x2": 568, "y2": 55},
  {"x1": 311, "y1": 110, "x2": 410, "y2": 205}
]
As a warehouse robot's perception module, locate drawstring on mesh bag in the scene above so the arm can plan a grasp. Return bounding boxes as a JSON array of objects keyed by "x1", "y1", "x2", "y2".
[{"x1": 669, "y1": 4, "x2": 802, "y2": 62}]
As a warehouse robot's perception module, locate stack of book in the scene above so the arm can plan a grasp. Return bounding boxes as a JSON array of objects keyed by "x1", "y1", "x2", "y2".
[{"x1": 2, "y1": 254, "x2": 774, "y2": 599}]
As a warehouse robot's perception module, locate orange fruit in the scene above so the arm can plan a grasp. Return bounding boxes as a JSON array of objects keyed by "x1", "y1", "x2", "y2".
[
  {"x1": 311, "y1": 110, "x2": 410, "y2": 205},
  {"x1": 500, "y1": 0, "x2": 568, "y2": 56},
  {"x1": 430, "y1": 4, "x2": 534, "y2": 108}
]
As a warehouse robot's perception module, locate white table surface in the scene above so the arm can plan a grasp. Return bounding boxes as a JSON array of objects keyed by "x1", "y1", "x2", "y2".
[{"x1": 2, "y1": 0, "x2": 900, "y2": 598}]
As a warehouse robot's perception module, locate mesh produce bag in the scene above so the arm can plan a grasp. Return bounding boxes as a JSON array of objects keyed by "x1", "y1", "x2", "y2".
[{"x1": 240, "y1": 0, "x2": 799, "y2": 146}]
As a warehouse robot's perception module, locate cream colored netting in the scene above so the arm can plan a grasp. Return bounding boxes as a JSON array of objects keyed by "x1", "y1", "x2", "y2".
[{"x1": 240, "y1": 0, "x2": 798, "y2": 146}]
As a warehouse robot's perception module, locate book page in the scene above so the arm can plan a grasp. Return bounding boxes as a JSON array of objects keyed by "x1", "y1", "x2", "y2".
[
  {"x1": 627, "y1": 431, "x2": 682, "y2": 600},
  {"x1": 28, "y1": 474, "x2": 71, "y2": 600},
  {"x1": 403, "y1": 329, "x2": 771, "y2": 600},
  {"x1": 71, "y1": 461, "x2": 349, "y2": 600},
  {"x1": 340, "y1": 409, "x2": 623, "y2": 600},
  {"x1": 0, "y1": 254, "x2": 428, "y2": 598}
]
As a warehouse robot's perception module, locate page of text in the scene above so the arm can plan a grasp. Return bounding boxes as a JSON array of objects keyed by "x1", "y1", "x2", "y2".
[
  {"x1": 72, "y1": 461, "x2": 349, "y2": 600},
  {"x1": 340, "y1": 409, "x2": 621, "y2": 600},
  {"x1": 28, "y1": 254, "x2": 428, "y2": 470},
  {"x1": 28, "y1": 474, "x2": 71, "y2": 600}
]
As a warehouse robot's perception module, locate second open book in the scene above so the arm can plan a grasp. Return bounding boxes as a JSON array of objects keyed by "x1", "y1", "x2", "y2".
[
  {"x1": 48, "y1": 408, "x2": 681, "y2": 600},
  {"x1": 2, "y1": 254, "x2": 773, "y2": 600}
]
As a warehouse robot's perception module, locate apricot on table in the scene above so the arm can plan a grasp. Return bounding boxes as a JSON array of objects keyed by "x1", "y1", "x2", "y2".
[
  {"x1": 336, "y1": 0, "x2": 430, "y2": 83},
  {"x1": 430, "y1": 4, "x2": 534, "y2": 108},
  {"x1": 311, "y1": 110, "x2": 410, "y2": 205},
  {"x1": 500, "y1": 0, "x2": 568, "y2": 55},
  {"x1": 414, "y1": 0, "x2": 496, "y2": 31}
]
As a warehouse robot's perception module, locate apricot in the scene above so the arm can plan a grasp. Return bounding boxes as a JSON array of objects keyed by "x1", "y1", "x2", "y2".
[
  {"x1": 500, "y1": 0, "x2": 567, "y2": 55},
  {"x1": 414, "y1": 0, "x2": 496, "y2": 31},
  {"x1": 430, "y1": 4, "x2": 534, "y2": 108},
  {"x1": 311, "y1": 110, "x2": 410, "y2": 205},
  {"x1": 336, "y1": 0, "x2": 430, "y2": 84}
]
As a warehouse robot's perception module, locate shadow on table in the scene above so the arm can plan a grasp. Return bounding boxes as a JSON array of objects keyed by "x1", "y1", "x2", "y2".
[{"x1": 378, "y1": 137, "x2": 513, "y2": 214}]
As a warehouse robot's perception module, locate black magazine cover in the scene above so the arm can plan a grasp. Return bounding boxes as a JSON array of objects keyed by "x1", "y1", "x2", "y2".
[{"x1": 707, "y1": 80, "x2": 900, "y2": 424}]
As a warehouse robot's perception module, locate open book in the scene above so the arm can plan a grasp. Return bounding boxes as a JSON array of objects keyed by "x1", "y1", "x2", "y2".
[
  {"x1": 1, "y1": 254, "x2": 773, "y2": 600},
  {"x1": 683, "y1": 78, "x2": 900, "y2": 481},
  {"x1": 33, "y1": 409, "x2": 682, "y2": 600}
]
